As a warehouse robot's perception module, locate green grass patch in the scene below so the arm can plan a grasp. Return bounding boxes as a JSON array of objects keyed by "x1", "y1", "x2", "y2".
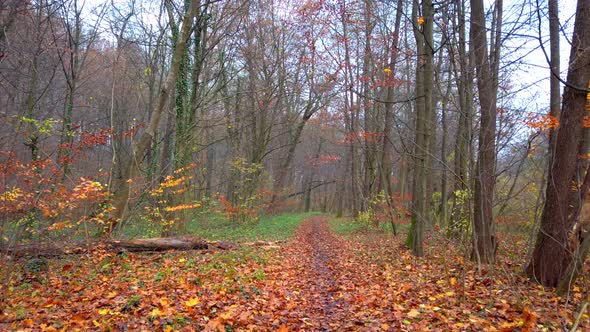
[
  {"x1": 187, "y1": 212, "x2": 320, "y2": 242},
  {"x1": 117, "y1": 212, "x2": 319, "y2": 241},
  {"x1": 329, "y1": 217, "x2": 364, "y2": 235},
  {"x1": 329, "y1": 217, "x2": 409, "y2": 235}
]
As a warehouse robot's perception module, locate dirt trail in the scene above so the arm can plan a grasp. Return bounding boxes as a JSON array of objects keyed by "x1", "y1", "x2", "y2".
[
  {"x1": 297, "y1": 217, "x2": 349, "y2": 329},
  {"x1": 266, "y1": 216, "x2": 381, "y2": 331}
]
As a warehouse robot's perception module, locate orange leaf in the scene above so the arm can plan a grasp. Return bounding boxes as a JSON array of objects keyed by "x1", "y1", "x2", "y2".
[{"x1": 207, "y1": 318, "x2": 225, "y2": 332}]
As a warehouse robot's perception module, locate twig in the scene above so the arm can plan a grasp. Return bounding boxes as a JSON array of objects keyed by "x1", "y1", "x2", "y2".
[{"x1": 569, "y1": 301, "x2": 588, "y2": 332}]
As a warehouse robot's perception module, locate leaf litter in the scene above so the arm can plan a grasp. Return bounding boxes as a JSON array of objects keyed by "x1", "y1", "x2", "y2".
[{"x1": 1, "y1": 216, "x2": 588, "y2": 331}]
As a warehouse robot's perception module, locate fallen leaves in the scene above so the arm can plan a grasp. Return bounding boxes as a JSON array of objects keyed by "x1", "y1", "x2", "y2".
[
  {"x1": 1, "y1": 216, "x2": 588, "y2": 331},
  {"x1": 407, "y1": 308, "x2": 420, "y2": 318}
]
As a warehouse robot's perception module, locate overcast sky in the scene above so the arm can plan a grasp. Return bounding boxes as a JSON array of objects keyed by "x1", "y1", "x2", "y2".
[{"x1": 82, "y1": 0, "x2": 579, "y2": 116}]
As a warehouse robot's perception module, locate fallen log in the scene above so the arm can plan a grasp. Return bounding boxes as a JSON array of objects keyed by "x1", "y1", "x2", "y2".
[
  {"x1": 3, "y1": 237, "x2": 239, "y2": 257},
  {"x1": 109, "y1": 237, "x2": 210, "y2": 252},
  {"x1": 243, "y1": 240, "x2": 286, "y2": 247}
]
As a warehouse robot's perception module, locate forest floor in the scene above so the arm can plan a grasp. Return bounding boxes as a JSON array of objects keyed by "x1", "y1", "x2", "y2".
[{"x1": 1, "y1": 216, "x2": 589, "y2": 331}]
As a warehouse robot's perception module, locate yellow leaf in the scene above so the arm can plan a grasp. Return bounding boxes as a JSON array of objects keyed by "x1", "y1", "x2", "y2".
[
  {"x1": 407, "y1": 309, "x2": 420, "y2": 318},
  {"x1": 106, "y1": 291, "x2": 118, "y2": 299},
  {"x1": 164, "y1": 326, "x2": 173, "y2": 332},
  {"x1": 445, "y1": 291, "x2": 455, "y2": 296},
  {"x1": 179, "y1": 258, "x2": 186, "y2": 263},
  {"x1": 380, "y1": 323, "x2": 390, "y2": 330},
  {"x1": 428, "y1": 296, "x2": 436, "y2": 301},
  {"x1": 418, "y1": 16, "x2": 425, "y2": 25},
  {"x1": 184, "y1": 297, "x2": 200, "y2": 307},
  {"x1": 450, "y1": 277, "x2": 457, "y2": 286},
  {"x1": 98, "y1": 308, "x2": 109, "y2": 315},
  {"x1": 383, "y1": 68, "x2": 392, "y2": 74},
  {"x1": 220, "y1": 311, "x2": 232, "y2": 320},
  {"x1": 160, "y1": 298, "x2": 171, "y2": 307},
  {"x1": 93, "y1": 320, "x2": 100, "y2": 327},
  {"x1": 151, "y1": 308, "x2": 163, "y2": 317}
]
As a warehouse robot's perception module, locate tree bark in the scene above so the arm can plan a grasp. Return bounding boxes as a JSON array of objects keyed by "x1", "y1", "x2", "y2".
[
  {"x1": 470, "y1": 0, "x2": 500, "y2": 264},
  {"x1": 526, "y1": 0, "x2": 590, "y2": 287},
  {"x1": 109, "y1": 1, "x2": 198, "y2": 233},
  {"x1": 380, "y1": 0, "x2": 403, "y2": 224},
  {"x1": 407, "y1": 0, "x2": 433, "y2": 256}
]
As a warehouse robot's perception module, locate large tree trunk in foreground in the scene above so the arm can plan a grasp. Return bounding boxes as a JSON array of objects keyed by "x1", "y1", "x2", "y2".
[{"x1": 526, "y1": 0, "x2": 590, "y2": 287}]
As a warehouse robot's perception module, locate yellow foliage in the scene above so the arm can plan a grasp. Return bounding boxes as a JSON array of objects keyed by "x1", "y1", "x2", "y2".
[
  {"x1": 184, "y1": 297, "x2": 200, "y2": 307},
  {"x1": 163, "y1": 203, "x2": 201, "y2": 213},
  {"x1": 0, "y1": 187, "x2": 23, "y2": 202}
]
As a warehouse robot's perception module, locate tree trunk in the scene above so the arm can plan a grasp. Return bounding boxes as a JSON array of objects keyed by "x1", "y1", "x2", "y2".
[
  {"x1": 449, "y1": 0, "x2": 473, "y2": 236},
  {"x1": 109, "y1": 1, "x2": 198, "y2": 233},
  {"x1": 470, "y1": 0, "x2": 500, "y2": 264},
  {"x1": 407, "y1": 0, "x2": 433, "y2": 256},
  {"x1": 526, "y1": 0, "x2": 590, "y2": 287},
  {"x1": 380, "y1": 0, "x2": 403, "y2": 225},
  {"x1": 440, "y1": 70, "x2": 452, "y2": 227}
]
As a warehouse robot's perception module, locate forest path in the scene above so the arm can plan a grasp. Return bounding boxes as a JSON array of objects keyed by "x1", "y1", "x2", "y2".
[
  {"x1": 261, "y1": 216, "x2": 395, "y2": 331},
  {"x1": 285, "y1": 217, "x2": 350, "y2": 330}
]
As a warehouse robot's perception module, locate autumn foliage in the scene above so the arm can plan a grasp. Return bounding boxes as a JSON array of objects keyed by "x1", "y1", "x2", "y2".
[
  {"x1": 0, "y1": 152, "x2": 112, "y2": 241},
  {"x1": 524, "y1": 113, "x2": 559, "y2": 131},
  {"x1": 141, "y1": 164, "x2": 202, "y2": 231}
]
